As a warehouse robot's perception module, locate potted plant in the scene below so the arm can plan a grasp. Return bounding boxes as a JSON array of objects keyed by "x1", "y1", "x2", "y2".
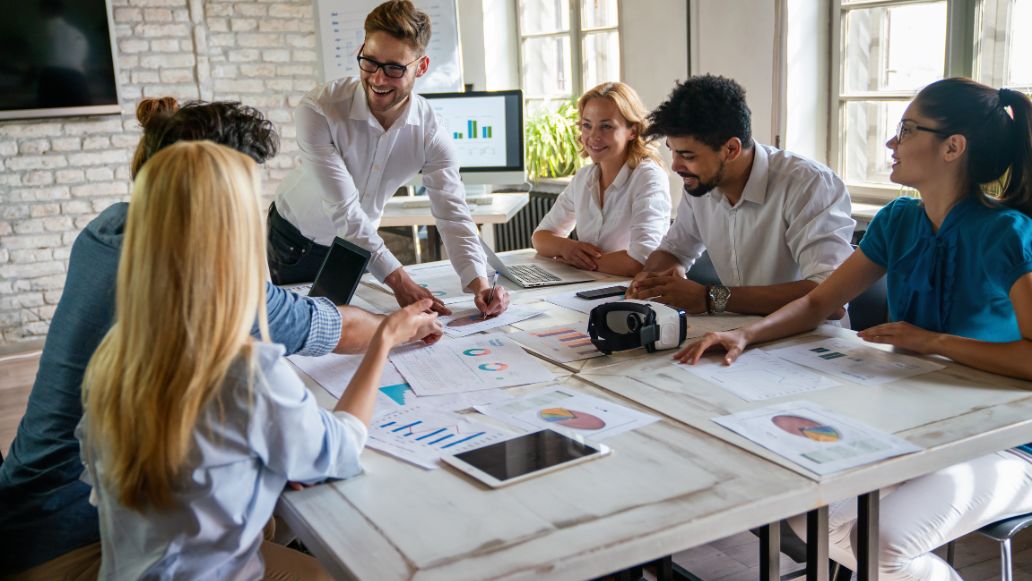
[{"x1": 524, "y1": 99, "x2": 586, "y2": 180}]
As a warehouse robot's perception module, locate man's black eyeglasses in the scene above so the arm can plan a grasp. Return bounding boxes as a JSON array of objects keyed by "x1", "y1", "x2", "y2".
[
  {"x1": 356, "y1": 44, "x2": 423, "y2": 79},
  {"x1": 895, "y1": 119, "x2": 950, "y2": 143}
]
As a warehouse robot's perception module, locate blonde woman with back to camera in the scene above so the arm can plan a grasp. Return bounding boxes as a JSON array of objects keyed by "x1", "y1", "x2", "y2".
[
  {"x1": 77, "y1": 141, "x2": 436, "y2": 580},
  {"x1": 532, "y1": 82, "x2": 671, "y2": 277}
]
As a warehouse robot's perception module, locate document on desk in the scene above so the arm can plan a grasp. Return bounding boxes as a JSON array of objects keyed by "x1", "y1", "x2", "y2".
[
  {"x1": 375, "y1": 382, "x2": 513, "y2": 417},
  {"x1": 683, "y1": 313, "x2": 762, "y2": 339},
  {"x1": 476, "y1": 387, "x2": 658, "y2": 441},
  {"x1": 366, "y1": 263, "x2": 470, "y2": 305},
  {"x1": 289, "y1": 352, "x2": 405, "y2": 399},
  {"x1": 438, "y1": 303, "x2": 544, "y2": 337},
  {"x1": 768, "y1": 337, "x2": 945, "y2": 386},
  {"x1": 509, "y1": 324, "x2": 605, "y2": 363},
  {"x1": 390, "y1": 335, "x2": 554, "y2": 396},
  {"x1": 712, "y1": 401, "x2": 921, "y2": 476},
  {"x1": 368, "y1": 407, "x2": 512, "y2": 470},
  {"x1": 544, "y1": 286, "x2": 629, "y2": 314},
  {"x1": 672, "y1": 348, "x2": 841, "y2": 401}
]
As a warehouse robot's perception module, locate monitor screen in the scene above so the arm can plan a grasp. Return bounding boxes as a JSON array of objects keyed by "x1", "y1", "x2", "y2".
[
  {"x1": 421, "y1": 90, "x2": 525, "y2": 185},
  {"x1": 0, "y1": 0, "x2": 120, "y2": 121}
]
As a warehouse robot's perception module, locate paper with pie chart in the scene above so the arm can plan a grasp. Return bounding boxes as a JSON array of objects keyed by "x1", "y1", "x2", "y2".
[
  {"x1": 672, "y1": 348, "x2": 841, "y2": 401},
  {"x1": 438, "y1": 303, "x2": 544, "y2": 337},
  {"x1": 712, "y1": 401, "x2": 921, "y2": 476},
  {"x1": 476, "y1": 387, "x2": 659, "y2": 441},
  {"x1": 389, "y1": 335, "x2": 554, "y2": 396}
]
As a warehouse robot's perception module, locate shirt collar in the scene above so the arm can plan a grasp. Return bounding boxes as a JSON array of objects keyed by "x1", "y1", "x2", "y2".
[
  {"x1": 737, "y1": 143, "x2": 769, "y2": 205},
  {"x1": 611, "y1": 162, "x2": 632, "y2": 190}
]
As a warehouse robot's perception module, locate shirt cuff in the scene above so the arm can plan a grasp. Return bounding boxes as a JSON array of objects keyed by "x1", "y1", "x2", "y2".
[
  {"x1": 332, "y1": 410, "x2": 369, "y2": 450},
  {"x1": 458, "y1": 263, "x2": 488, "y2": 290},
  {"x1": 370, "y1": 251, "x2": 404, "y2": 283},
  {"x1": 296, "y1": 296, "x2": 342, "y2": 357}
]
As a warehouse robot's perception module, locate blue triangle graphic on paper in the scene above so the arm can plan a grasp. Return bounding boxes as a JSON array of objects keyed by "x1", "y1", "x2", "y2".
[{"x1": 379, "y1": 383, "x2": 412, "y2": 406}]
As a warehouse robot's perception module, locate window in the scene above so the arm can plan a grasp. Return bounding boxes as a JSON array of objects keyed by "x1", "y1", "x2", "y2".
[
  {"x1": 517, "y1": 0, "x2": 621, "y2": 113},
  {"x1": 833, "y1": 0, "x2": 1032, "y2": 201}
]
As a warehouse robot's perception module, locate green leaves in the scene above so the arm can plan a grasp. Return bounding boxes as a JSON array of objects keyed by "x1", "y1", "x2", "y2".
[{"x1": 525, "y1": 100, "x2": 586, "y2": 180}]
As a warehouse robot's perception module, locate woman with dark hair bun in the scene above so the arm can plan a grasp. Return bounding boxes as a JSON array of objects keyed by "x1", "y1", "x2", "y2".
[{"x1": 676, "y1": 78, "x2": 1032, "y2": 579}]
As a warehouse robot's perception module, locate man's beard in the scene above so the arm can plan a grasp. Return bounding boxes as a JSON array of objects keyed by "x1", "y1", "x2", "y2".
[{"x1": 679, "y1": 159, "x2": 725, "y2": 197}]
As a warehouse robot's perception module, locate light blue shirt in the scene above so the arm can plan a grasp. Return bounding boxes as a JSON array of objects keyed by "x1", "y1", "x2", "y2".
[{"x1": 78, "y1": 343, "x2": 367, "y2": 580}]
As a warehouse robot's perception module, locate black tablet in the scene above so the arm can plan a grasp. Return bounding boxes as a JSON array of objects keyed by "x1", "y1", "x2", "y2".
[
  {"x1": 308, "y1": 237, "x2": 371, "y2": 306},
  {"x1": 443, "y1": 429, "x2": 610, "y2": 488}
]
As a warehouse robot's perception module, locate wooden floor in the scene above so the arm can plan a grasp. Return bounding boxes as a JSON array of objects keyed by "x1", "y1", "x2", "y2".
[{"x1": 1, "y1": 348, "x2": 1029, "y2": 579}]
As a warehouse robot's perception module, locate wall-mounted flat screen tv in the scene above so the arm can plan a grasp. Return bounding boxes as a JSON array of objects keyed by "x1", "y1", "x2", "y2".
[{"x1": 0, "y1": 0, "x2": 121, "y2": 121}]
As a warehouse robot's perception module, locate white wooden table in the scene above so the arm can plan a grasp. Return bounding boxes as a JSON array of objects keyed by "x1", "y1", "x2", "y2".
[
  {"x1": 279, "y1": 254, "x2": 1032, "y2": 580},
  {"x1": 379, "y1": 193, "x2": 529, "y2": 258}
]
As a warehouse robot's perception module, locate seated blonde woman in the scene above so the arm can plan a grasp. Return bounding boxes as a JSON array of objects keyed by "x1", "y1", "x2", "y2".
[
  {"x1": 78, "y1": 141, "x2": 437, "y2": 579},
  {"x1": 532, "y1": 82, "x2": 671, "y2": 277}
]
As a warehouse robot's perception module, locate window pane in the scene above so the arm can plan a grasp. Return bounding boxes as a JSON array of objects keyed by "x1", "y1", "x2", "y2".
[
  {"x1": 519, "y1": 0, "x2": 570, "y2": 35},
  {"x1": 521, "y1": 36, "x2": 573, "y2": 99},
  {"x1": 842, "y1": 100, "x2": 907, "y2": 185},
  {"x1": 1007, "y1": 0, "x2": 1032, "y2": 86},
  {"x1": 842, "y1": 2, "x2": 946, "y2": 93},
  {"x1": 582, "y1": 31, "x2": 620, "y2": 89},
  {"x1": 581, "y1": 0, "x2": 618, "y2": 29}
]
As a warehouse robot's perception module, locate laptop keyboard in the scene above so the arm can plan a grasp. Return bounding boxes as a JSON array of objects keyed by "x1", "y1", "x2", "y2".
[{"x1": 508, "y1": 264, "x2": 562, "y2": 284}]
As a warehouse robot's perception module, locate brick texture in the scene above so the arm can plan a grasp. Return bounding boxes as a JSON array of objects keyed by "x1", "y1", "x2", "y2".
[{"x1": 0, "y1": 0, "x2": 320, "y2": 344}]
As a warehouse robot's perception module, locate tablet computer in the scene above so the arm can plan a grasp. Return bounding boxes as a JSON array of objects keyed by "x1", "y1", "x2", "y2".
[
  {"x1": 442, "y1": 429, "x2": 610, "y2": 488},
  {"x1": 308, "y1": 237, "x2": 371, "y2": 306}
]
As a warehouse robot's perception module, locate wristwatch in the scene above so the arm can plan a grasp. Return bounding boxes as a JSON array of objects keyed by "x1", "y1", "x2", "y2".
[{"x1": 707, "y1": 285, "x2": 731, "y2": 314}]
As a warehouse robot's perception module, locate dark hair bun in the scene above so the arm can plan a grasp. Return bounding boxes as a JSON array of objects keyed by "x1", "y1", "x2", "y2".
[{"x1": 135, "y1": 97, "x2": 180, "y2": 127}]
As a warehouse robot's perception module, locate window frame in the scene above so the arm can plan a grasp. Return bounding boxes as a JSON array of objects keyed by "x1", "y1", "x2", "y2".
[{"x1": 516, "y1": 0, "x2": 623, "y2": 106}]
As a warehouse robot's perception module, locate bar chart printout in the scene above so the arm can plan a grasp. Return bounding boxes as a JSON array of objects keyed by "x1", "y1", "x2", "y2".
[
  {"x1": 368, "y1": 407, "x2": 511, "y2": 469},
  {"x1": 511, "y1": 324, "x2": 605, "y2": 363}
]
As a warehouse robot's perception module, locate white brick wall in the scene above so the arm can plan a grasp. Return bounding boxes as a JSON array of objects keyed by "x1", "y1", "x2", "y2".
[{"x1": 0, "y1": 0, "x2": 320, "y2": 344}]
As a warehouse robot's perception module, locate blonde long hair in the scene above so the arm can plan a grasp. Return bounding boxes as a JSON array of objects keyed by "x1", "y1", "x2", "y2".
[
  {"x1": 577, "y1": 82, "x2": 663, "y2": 169},
  {"x1": 83, "y1": 141, "x2": 270, "y2": 510}
]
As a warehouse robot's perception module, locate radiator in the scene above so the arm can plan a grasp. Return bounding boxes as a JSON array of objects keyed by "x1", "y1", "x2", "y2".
[{"x1": 494, "y1": 191, "x2": 560, "y2": 252}]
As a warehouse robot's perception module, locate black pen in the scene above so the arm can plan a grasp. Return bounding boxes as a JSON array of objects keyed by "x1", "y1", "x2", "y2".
[{"x1": 483, "y1": 272, "x2": 499, "y2": 320}]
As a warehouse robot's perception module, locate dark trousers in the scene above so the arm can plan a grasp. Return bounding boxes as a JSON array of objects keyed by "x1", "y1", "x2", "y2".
[{"x1": 266, "y1": 203, "x2": 330, "y2": 285}]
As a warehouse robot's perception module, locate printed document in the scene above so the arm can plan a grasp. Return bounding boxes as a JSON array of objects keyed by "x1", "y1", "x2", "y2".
[
  {"x1": 673, "y1": 348, "x2": 841, "y2": 401},
  {"x1": 510, "y1": 324, "x2": 605, "y2": 363},
  {"x1": 769, "y1": 337, "x2": 945, "y2": 385},
  {"x1": 439, "y1": 303, "x2": 543, "y2": 337},
  {"x1": 369, "y1": 407, "x2": 512, "y2": 469}
]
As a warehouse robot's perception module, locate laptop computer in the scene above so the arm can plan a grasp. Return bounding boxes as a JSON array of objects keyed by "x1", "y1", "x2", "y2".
[
  {"x1": 480, "y1": 239, "x2": 596, "y2": 288},
  {"x1": 303, "y1": 237, "x2": 371, "y2": 305}
]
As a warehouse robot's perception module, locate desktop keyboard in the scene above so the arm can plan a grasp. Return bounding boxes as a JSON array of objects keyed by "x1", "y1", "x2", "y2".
[
  {"x1": 396, "y1": 195, "x2": 494, "y2": 209},
  {"x1": 508, "y1": 264, "x2": 562, "y2": 283}
]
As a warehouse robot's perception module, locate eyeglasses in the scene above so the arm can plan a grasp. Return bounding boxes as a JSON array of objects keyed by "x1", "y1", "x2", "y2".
[
  {"x1": 356, "y1": 44, "x2": 423, "y2": 79},
  {"x1": 895, "y1": 119, "x2": 950, "y2": 143}
]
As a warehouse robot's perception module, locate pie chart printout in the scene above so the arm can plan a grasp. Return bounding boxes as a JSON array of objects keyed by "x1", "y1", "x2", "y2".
[
  {"x1": 771, "y1": 414, "x2": 841, "y2": 443},
  {"x1": 538, "y1": 407, "x2": 607, "y2": 430}
]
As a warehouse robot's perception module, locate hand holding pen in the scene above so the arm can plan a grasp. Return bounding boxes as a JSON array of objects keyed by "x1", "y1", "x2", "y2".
[{"x1": 475, "y1": 272, "x2": 509, "y2": 318}]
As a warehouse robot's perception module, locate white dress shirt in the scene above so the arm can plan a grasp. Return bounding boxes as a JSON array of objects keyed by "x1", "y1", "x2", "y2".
[
  {"x1": 658, "y1": 144, "x2": 855, "y2": 286},
  {"x1": 276, "y1": 77, "x2": 487, "y2": 285},
  {"x1": 535, "y1": 160, "x2": 672, "y2": 264},
  {"x1": 79, "y1": 343, "x2": 367, "y2": 580}
]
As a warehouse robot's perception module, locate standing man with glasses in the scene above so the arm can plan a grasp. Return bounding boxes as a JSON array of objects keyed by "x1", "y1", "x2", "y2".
[{"x1": 268, "y1": 0, "x2": 509, "y2": 317}]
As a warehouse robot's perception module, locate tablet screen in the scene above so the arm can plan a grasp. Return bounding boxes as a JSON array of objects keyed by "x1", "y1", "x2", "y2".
[
  {"x1": 309, "y1": 237, "x2": 371, "y2": 306},
  {"x1": 451, "y1": 430, "x2": 601, "y2": 482}
]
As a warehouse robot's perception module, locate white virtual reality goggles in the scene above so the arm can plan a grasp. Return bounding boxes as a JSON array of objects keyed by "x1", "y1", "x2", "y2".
[{"x1": 587, "y1": 299, "x2": 687, "y2": 354}]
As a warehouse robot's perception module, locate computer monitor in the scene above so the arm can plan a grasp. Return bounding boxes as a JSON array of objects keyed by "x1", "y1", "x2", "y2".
[{"x1": 420, "y1": 89, "x2": 525, "y2": 186}]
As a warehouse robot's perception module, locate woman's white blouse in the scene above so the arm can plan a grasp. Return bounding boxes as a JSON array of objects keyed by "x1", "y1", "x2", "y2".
[{"x1": 534, "y1": 160, "x2": 671, "y2": 264}]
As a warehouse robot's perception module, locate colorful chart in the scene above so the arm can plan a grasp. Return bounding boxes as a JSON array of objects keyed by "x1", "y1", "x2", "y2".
[
  {"x1": 478, "y1": 362, "x2": 508, "y2": 372},
  {"x1": 772, "y1": 414, "x2": 842, "y2": 443},
  {"x1": 448, "y1": 313, "x2": 487, "y2": 328},
  {"x1": 463, "y1": 348, "x2": 491, "y2": 357},
  {"x1": 378, "y1": 417, "x2": 488, "y2": 449},
  {"x1": 532, "y1": 327, "x2": 599, "y2": 356},
  {"x1": 379, "y1": 383, "x2": 411, "y2": 406},
  {"x1": 538, "y1": 407, "x2": 607, "y2": 430}
]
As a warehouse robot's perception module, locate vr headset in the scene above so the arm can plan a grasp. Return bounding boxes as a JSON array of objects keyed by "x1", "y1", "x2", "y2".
[{"x1": 587, "y1": 300, "x2": 688, "y2": 354}]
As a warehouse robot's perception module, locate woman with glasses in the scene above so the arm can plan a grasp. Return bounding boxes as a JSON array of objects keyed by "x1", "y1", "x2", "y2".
[
  {"x1": 674, "y1": 77, "x2": 1032, "y2": 580},
  {"x1": 532, "y1": 82, "x2": 671, "y2": 276}
]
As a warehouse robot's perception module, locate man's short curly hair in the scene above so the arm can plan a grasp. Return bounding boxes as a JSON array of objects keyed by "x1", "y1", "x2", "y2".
[
  {"x1": 131, "y1": 99, "x2": 279, "y2": 179},
  {"x1": 645, "y1": 75, "x2": 753, "y2": 151}
]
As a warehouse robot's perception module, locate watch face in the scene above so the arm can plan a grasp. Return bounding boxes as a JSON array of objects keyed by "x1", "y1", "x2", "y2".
[{"x1": 710, "y1": 286, "x2": 731, "y2": 301}]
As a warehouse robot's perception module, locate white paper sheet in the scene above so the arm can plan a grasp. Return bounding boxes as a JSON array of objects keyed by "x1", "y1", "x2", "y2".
[
  {"x1": 712, "y1": 401, "x2": 921, "y2": 476},
  {"x1": 289, "y1": 352, "x2": 405, "y2": 399},
  {"x1": 476, "y1": 387, "x2": 658, "y2": 441},
  {"x1": 769, "y1": 337, "x2": 945, "y2": 386},
  {"x1": 375, "y1": 383, "x2": 513, "y2": 417},
  {"x1": 438, "y1": 303, "x2": 544, "y2": 337},
  {"x1": 544, "y1": 285, "x2": 630, "y2": 314},
  {"x1": 390, "y1": 335, "x2": 555, "y2": 396},
  {"x1": 368, "y1": 407, "x2": 512, "y2": 470},
  {"x1": 509, "y1": 324, "x2": 605, "y2": 363},
  {"x1": 683, "y1": 313, "x2": 762, "y2": 339},
  {"x1": 672, "y1": 348, "x2": 841, "y2": 401},
  {"x1": 366, "y1": 263, "x2": 471, "y2": 304}
]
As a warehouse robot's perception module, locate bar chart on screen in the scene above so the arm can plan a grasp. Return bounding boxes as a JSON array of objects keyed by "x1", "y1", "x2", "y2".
[{"x1": 367, "y1": 407, "x2": 512, "y2": 469}]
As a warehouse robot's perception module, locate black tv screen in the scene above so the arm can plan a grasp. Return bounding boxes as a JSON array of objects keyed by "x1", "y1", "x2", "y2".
[{"x1": 0, "y1": 0, "x2": 120, "y2": 120}]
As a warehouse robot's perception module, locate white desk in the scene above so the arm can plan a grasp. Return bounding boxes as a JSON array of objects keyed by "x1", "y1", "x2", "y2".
[
  {"x1": 279, "y1": 254, "x2": 1032, "y2": 580},
  {"x1": 379, "y1": 193, "x2": 530, "y2": 258}
]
